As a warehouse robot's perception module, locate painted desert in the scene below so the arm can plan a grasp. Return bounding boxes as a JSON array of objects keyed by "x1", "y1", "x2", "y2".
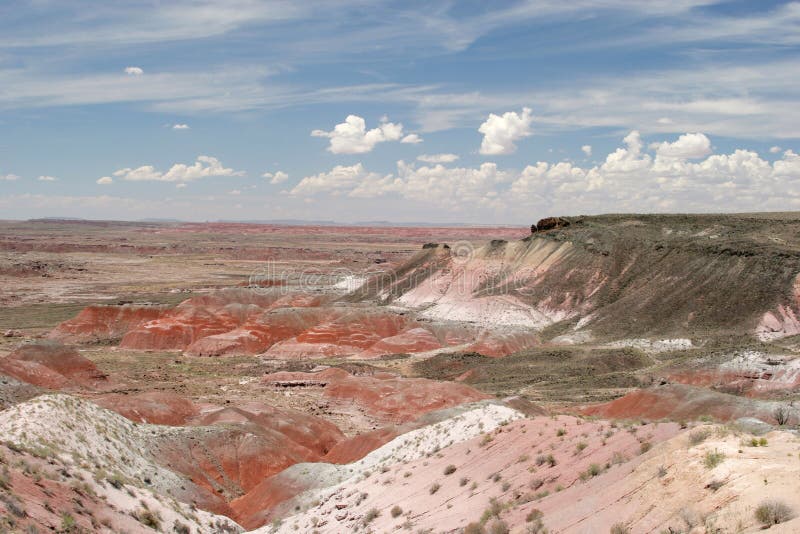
[{"x1": 0, "y1": 214, "x2": 799, "y2": 533}]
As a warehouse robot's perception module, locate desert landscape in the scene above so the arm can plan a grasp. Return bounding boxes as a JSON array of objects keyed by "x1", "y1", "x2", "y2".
[
  {"x1": 2, "y1": 2, "x2": 799, "y2": 532},
  {"x1": 1, "y1": 214, "x2": 799, "y2": 533}
]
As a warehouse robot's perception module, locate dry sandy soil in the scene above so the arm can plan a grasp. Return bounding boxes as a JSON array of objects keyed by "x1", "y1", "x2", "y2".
[{"x1": 1, "y1": 215, "x2": 800, "y2": 533}]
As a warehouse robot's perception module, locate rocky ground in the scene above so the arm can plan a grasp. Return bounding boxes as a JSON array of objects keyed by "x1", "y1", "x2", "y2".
[{"x1": 1, "y1": 215, "x2": 800, "y2": 533}]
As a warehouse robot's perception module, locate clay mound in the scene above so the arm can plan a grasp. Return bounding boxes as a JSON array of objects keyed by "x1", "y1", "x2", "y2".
[
  {"x1": 154, "y1": 425, "x2": 323, "y2": 501},
  {"x1": 357, "y1": 327, "x2": 442, "y2": 358},
  {"x1": 0, "y1": 342, "x2": 107, "y2": 389},
  {"x1": 264, "y1": 310, "x2": 409, "y2": 359},
  {"x1": 262, "y1": 367, "x2": 489, "y2": 423},
  {"x1": 121, "y1": 290, "x2": 329, "y2": 353},
  {"x1": 192, "y1": 402, "x2": 344, "y2": 457},
  {"x1": 94, "y1": 391, "x2": 199, "y2": 425},
  {"x1": 47, "y1": 304, "x2": 166, "y2": 343},
  {"x1": 582, "y1": 383, "x2": 795, "y2": 424},
  {"x1": 0, "y1": 443, "x2": 241, "y2": 534},
  {"x1": 324, "y1": 371, "x2": 489, "y2": 423},
  {"x1": 185, "y1": 307, "x2": 334, "y2": 357},
  {"x1": 323, "y1": 427, "x2": 399, "y2": 464},
  {"x1": 666, "y1": 351, "x2": 800, "y2": 398}
]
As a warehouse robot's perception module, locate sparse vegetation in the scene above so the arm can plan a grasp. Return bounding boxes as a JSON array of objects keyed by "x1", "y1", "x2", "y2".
[
  {"x1": 609, "y1": 523, "x2": 630, "y2": 534},
  {"x1": 391, "y1": 505, "x2": 403, "y2": 518},
  {"x1": 444, "y1": 464, "x2": 457, "y2": 475},
  {"x1": 688, "y1": 429, "x2": 712, "y2": 446},
  {"x1": 704, "y1": 449, "x2": 725, "y2": 469},
  {"x1": 363, "y1": 508, "x2": 380, "y2": 525},
  {"x1": 134, "y1": 507, "x2": 162, "y2": 530},
  {"x1": 429, "y1": 482, "x2": 441, "y2": 494},
  {"x1": 773, "y1": 406, "x2": 790, "y2": 426},
  {"x1": 755, "y1": 499, "x2": 794, "y2": 526}
]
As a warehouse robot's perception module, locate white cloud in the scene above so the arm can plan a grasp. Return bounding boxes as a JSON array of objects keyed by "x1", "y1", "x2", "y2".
[
  {"x1": 96, "y1": 176, "x2": 113, "y2": 185},
  {"x1": 263, "y1": 170, "x2": 289, "y2": 184},
  {"x1": 650, "y1": 132, "x2": 712, "y2": 159},
  {"x1": 175, "y1": 183, "x2": 187, "y2": 189},
  {"x1": 124, "y1": 66, "x2": 144, "y2": 76},
  {"x1": 657, "y1": 117, "x2": 674, "y2": 125},
  {"x1": 770, "y1": 146, "x2": 782, "y2": 154},
  {"x1": 581, "y1": 145, "x2": 592, "y2": 157},
  {"x1": 311, "y1": 115, "x2": 407, "y2": 154},
  {"x1": 1, "y1": 174, "x2": 20, "y2": 181},
  {"x1": 172, "y1": 123, "x2": 190, "y2": 130},
  {"x1": 417, "y1": 153, "x2": 459, "y2": 164},
  {"x1": 291, "y1": 163, "x2": 380, "y2": 195},
  {"x1": 38, "y1": 175, "x2": 57, "y2": 181},
  {"x1": 478, "y1": 107, "x2": 533, "y2": 155},
  {"x1": 229, "y1": 189, "x2": 241, "y2": 195},
  {"x1": 110, "y1": 155, "x2": 244, "y2": 182},
  {"x1": 286, "y1": 131, "x2": 800, "y2": 218},
  {"x1": 401, "y1": 133, "x2": 423, "y2": 144}
]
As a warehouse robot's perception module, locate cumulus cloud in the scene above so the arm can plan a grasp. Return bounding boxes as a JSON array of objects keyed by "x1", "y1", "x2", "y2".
[
  {"x1": 291, "y1": 163, "x2": 380, "y2": 195},
  {"x1": 110, "y1": 155, "x2": 244, "y2": 182},
  {"x1": 770, "y1": 146, "x2": 782, "y2": 154},
  {"x1": 172, "y1": 123, "x2": 190, "y2": 130},
  {"x1": 1, "y1": 174, "x2": 20, "y2": 181},
  {"x1": 124, "y1": 66, "x2": 144, "y2": 76},
  {"x1": 96, "y1": 176, "x2": 113, "y2": 185},
  {"x1": 38, "y1": 175, "x2": 57, "y2": 181},
  {"x1": 478, "y1": 107, "x2": 533, "y2": 155},
  {"x1": 401, "y1": 133, "x2": 423, "y2": 144},
  {"x1": 417, "y1": 153, "x2": 460, "y2": 164},
  {"x1": 287, "y1": 131, "x2": 800, "y2": 217},
  {"x1": 263, "y1": 170, "x2": 289, "y2": 184},
  {"x1": 581, "y1": 145, "x2": 592, "y2": 157},
  {"x1": 311, "y1": 115, "x2": 413, "y2": 154},
  {"x1": 650, "y1": 132, "x2": 712, "y2": 159}
]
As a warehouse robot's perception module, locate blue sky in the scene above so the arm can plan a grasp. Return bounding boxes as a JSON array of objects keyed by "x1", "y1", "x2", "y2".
[{"x1": 0, "y1": 0, "x2": 799, "y2": 223}]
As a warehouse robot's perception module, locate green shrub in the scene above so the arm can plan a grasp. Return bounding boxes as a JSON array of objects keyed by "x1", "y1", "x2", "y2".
[
  {"x1": 703, "y1": 449, "x2": 725, "y2": 469},
  {"x1": 755, "y1": 500, "x2": 794, "y2": 526}
]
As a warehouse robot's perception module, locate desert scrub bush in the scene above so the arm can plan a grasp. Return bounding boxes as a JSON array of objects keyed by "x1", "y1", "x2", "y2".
[
  {"x1": 134, "y1": 507, "x2": 162, "y2": 530},
  {"x1": 487, "y1": 519, "x2": 510, "y2": 534},
  {"x1": 391, "y1": 505, "x2": 403, "y2": 518},
  {"x1": 773, "y1": 406, "x2": 790, "y2": 426},
  {"x1": 501, "y1": 481, "x2": 511, "y2": 492},
  {"x1": 363, "y1": 508, "x2": 380, "y2": 525},
  {"x1": 575, "y1": 442, "x2": 588, "y2": 454},
  {"x1": 479, "y1": 434, "x2": 493, "y2": 447},
  {"x1": 703, "y1": 449, "x2": 725, "y2": 469},
  {"x1": 60, "y1": 513, "x2": 77, "y2": 532},
  {"x1": 460, "y1": 476, "x2": 469, "y2": 486},
  {"x1": 579, "y1": 463, "x2": 603, "y2": 481},
  {"x1": 688, "y1": 428, "x2": 711, "y2": 446},
  {"x1": 755, "y1": 499, "x2": 794, "y2": 526},
  {"x1": 556, "y1": 428, "x2": 566, "y2": 437},
  {"x1": 464, "y1": 523, "x2": 485, "y2": 534},
  {"x1": 609, "y1": 523, "x2": 630, "y2": 534},
  {"x1": 444, "y1": 464, "x2": 457, "y2": 475},
  {"x1": 173, "y1": 520, "x2": 191, "y2": 534},
  {"x1": 639, "y1": 441, "x2": 652, "y2": 454},
  {"x1": 429, "y1": 482, "x2": 441, "y2": 494},
  {"x1": 526, "y1": 509, "x2": 544, "y2": 523}
]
